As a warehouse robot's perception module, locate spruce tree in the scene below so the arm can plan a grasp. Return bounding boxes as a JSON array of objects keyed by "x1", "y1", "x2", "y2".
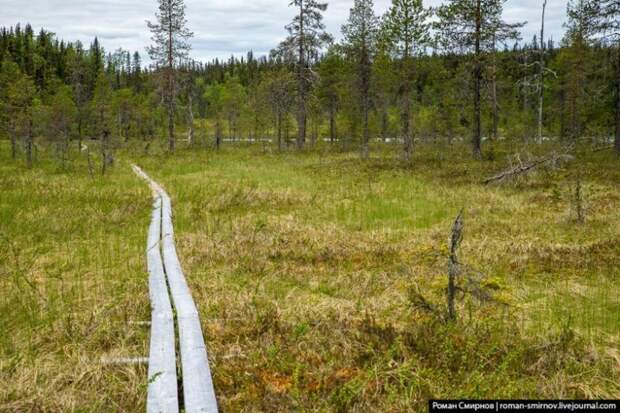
[
  {"x1": 342, "y1": 0, "x2": 380, "y2": 159},
  {"x1": 147, "y1": 0, "x2": 193, "y2": 151}
]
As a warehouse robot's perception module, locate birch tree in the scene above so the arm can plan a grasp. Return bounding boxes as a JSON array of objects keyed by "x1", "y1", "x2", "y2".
[{"x1": 147, "y1": 0, "x2": 193, "y2": 152}]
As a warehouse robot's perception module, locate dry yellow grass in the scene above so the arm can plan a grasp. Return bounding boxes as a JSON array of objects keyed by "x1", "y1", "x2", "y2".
[{"x1": 1, "y1": 141, "x2": 618, "y2": 411}]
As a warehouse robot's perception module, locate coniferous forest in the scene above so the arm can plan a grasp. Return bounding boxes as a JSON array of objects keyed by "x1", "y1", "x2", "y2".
[
  {"x1": 0, "y1": 0, "x2": 618, "y2": 164},
  {"x1": 0, "y1": 0, "x2": 619, "y2": 411}
]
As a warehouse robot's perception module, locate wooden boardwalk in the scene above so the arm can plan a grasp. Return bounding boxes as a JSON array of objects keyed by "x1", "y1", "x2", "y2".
[{"x1": 133, "y1": 165, "x2": 218, "y2": 413}]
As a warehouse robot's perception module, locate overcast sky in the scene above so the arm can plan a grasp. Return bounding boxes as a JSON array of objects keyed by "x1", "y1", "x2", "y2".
[{"x1": 1, "y1": 0, "x2": 569, "y2": 63}]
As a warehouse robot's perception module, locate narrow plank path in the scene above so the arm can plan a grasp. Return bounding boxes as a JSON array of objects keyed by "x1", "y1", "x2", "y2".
[{"x1": 133, "y1": 165, "x2": 218, "y2": 413}]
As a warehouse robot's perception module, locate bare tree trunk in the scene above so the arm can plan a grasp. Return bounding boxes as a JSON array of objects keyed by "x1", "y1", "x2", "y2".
[
  {"x1": 329, "y1": 101, "x2": 336, "y2": 143},
  {"x1": 77, "y1": 116, "x2": 83, "y2": 151},
  {"x1": 215, "y1": 119, "x2": 222, "y2": 150},
  {"x1": 381, "y1": 105, "x2": 388, "y2": 142},
  {"x1": 101, "y1": 129, "x2": 109, "y2": 175},
  {"x1": 403, "y1": 94, "x2": 412, "y2": 161},
  {"x1": 615, "y1": 47, "x2": 620, "y2": 156},
  {"x1": 491, "y1": 36, "x2": 499, "y2": 140},
  {"x1": 537, "y1": 0, "x2": 547, "y2": 144},
  {"x1": 296, "y1": 0, "x2": 306, "y2": 151},
  {"x1": 26, "y1": 119, "x2": 33, "y2": 169},
  {"x1": 277, "y1": 111, "x2": 283, "y2": 151},
  {"x1": 187, "y1": 92, "x2": 194, "y2": 146},
  {"x1": 167, "y1": 99, "x2": 175, "y2": 151},
  {"x1": 167, "y1": 6, "x2": 175, "y2": 152},
  {"x1": 311, "y1": 117, "x2": 318, "y2": 147},
  {"x1": 402, "y1": 47, "x2": 413, "y2": 162},
  {"x1": 447, "y1": 210, "x2": 463, "y2": 321},
  {"x1": 361, "y1": 46, "x2": 370, "y2": 160},
  {"x1": 472, "y1": 0, "x2": 483, "y2": 159}
]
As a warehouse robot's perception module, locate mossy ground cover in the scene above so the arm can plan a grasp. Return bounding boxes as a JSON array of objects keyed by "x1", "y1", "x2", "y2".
[
  {"x1": 136, "y1": 142, "x2": 619, "y2": 411},
  {"x1": 1, "y1": 140, "x2": 618, "y2": 411}
]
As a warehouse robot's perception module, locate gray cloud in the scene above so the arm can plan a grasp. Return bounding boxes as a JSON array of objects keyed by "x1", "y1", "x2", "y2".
[{"x1": 1, "y1": 0, "x2": 568, "y2": 62}]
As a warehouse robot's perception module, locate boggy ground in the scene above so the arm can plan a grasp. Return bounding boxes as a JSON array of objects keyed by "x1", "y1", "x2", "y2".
[
  {"x1": 0, "y1": 141, "x2": 618, "y2": 411},
  {"x1": 0, "y1": 147, "x2": 150, "y2": 411},
  {"x1": 137, "y1": 142, "x2": 619, "y2": 411}
]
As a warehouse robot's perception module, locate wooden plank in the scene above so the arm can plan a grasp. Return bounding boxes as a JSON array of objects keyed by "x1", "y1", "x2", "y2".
[
  {"x1": 145, "y1": 196, "x2": 179, "y2": 413},
  {"x1": 133, "y1": 165, "x2": 218, "y2": 413},
  {"x1": 132, "y1": 164, "x2": 180, "y2": 413},
  {"x1": 160, "y1": 193, "x2": 219, "y2": 413}
]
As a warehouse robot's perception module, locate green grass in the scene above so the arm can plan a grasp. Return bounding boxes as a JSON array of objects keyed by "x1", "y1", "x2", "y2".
[
  {"x1": 134, "y1": 142, "x2": 619, "y2": 410},
  {"x1": 0, "y1": 146, "x2": 150, "y2": 411},
  {"x1": 1, "y1": 140, "x2": 619, "y2": 411}
]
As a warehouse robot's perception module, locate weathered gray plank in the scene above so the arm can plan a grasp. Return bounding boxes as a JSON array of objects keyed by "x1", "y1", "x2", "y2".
[
  {"x1": 161, "y1": 193, "x2": 219, "y2": 413},
  {"x1": 133, "y1": 165, "x2": 218, "y2": 413},
  {"x1": 146, "y1": 196, "x2": 179, "y2": 413},
  {"x1": 133, "y1": 164, "x2": 179, "y2": 413}
]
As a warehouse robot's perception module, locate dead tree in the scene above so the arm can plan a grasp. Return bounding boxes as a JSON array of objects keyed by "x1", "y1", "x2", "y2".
[
  {"x1": 447, "y1": 209, "x2": 464, "y2": 321},
  {"x1": 537, "y1": 0, "x2": 548, "y2": 143},
  {"x1": 483, "y1": 149, "x2": 573, "y2": 185},
  {"x1": 573, "y1": 174, "x2": 585, "y2": 224}
]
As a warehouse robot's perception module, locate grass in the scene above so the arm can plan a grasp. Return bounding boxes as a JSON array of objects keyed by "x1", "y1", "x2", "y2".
[
  {"x1": 1, "y1": 139, "x2": 619, "y2": 411},
  {"x1": 0, "y1": 146, "x2": 150, "y2": 411}
]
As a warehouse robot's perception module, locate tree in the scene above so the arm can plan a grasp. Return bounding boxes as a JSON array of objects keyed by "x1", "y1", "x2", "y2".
[
  {"x1": 112, "y1": 88, "x2": 134, "y2": 142},
  {"x1": 261, "y1": 68, "x2": 295, "y2": 151},
  {"x1": 436, "y1": 0, "x2": 523, "y2": 158},
  {"x1": 91, "y1": 73, "x2": 113, "y2": 174},
  {"x1": 537, "y1": 0, "x2": 548, "y2": 143},
  {"x1": 586, "y1": 0, "x2": 619, "y2": 155},
  {"x1": 562, "y1": 0, "x2": 597, "y2": 141},
  {"x1": 67, "y1": 42, "x2": 88, "y2": 150},
  {"x1": 382, "y1": 0, "x2": 431, "y2": 162},
  {"x1": 317, "y1": 48, "x2": 345, "y2": 144},
  {"x1": 46, "y1": 84, "x2": 77, "y2": 166},
  {"x1": 342, "y1": 0, "x2": 380, "y2": 159},
  {"x1": 277, "y1": 0, "x2": 332, "y2": 150},
  {"x1": 0, "y1": 61, "x2": 22, "y2": 159},
  {"x1": 5, "y1": 68, "x2": 37, "y2": 167},
  {"x1": 221, "y1": 74, "x2": 246, "y2": 141},
  {"x1": 204, "y1": 81, "x2": 225, "y2": 150},
  {"x1": 147, "y1": 0, "x2": 193, "y2": 151}
]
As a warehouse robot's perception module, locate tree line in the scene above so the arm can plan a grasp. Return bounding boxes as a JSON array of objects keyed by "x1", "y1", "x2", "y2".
[{"x1": 0, "y1": 0, "x2": 618, "y2": 171}]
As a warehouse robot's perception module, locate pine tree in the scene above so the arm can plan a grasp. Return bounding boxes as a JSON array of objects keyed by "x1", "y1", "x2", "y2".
[
  {"x1": 586, "y1": 0, "x2": 619, "y2": 155},
  {"x1": 276, "y1": 0, "x2": 332, "y2": 150},
  {"x1": 436, "y1": 0, "x2": 523, "y2": 158},
  {"x1": 563, "y1": 0, "x2": 597, "y2": 141},
  {"x1": 342, "y1": 0, "x2": 380, "y2": 159},
  {"x1": 382, "y1": 0, "x2": 431, "y2": 162},
  {"x1": 147, "y1": 0, "x2": 194, "y2": 151},
  {"x1": 536, "y1": 0, "x2": 548, "y2": 143},
  {"x1": 317, "y1": 48, "x2": 345, "y2": 144},
  {"x1": 91, "y1": 72, "x2": 113, "y2": 174}
]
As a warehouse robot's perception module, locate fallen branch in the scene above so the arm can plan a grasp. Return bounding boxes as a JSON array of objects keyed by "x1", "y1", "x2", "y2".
[{"x1": 483, "y1": 150, "x2": 573, "y2": 185}]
